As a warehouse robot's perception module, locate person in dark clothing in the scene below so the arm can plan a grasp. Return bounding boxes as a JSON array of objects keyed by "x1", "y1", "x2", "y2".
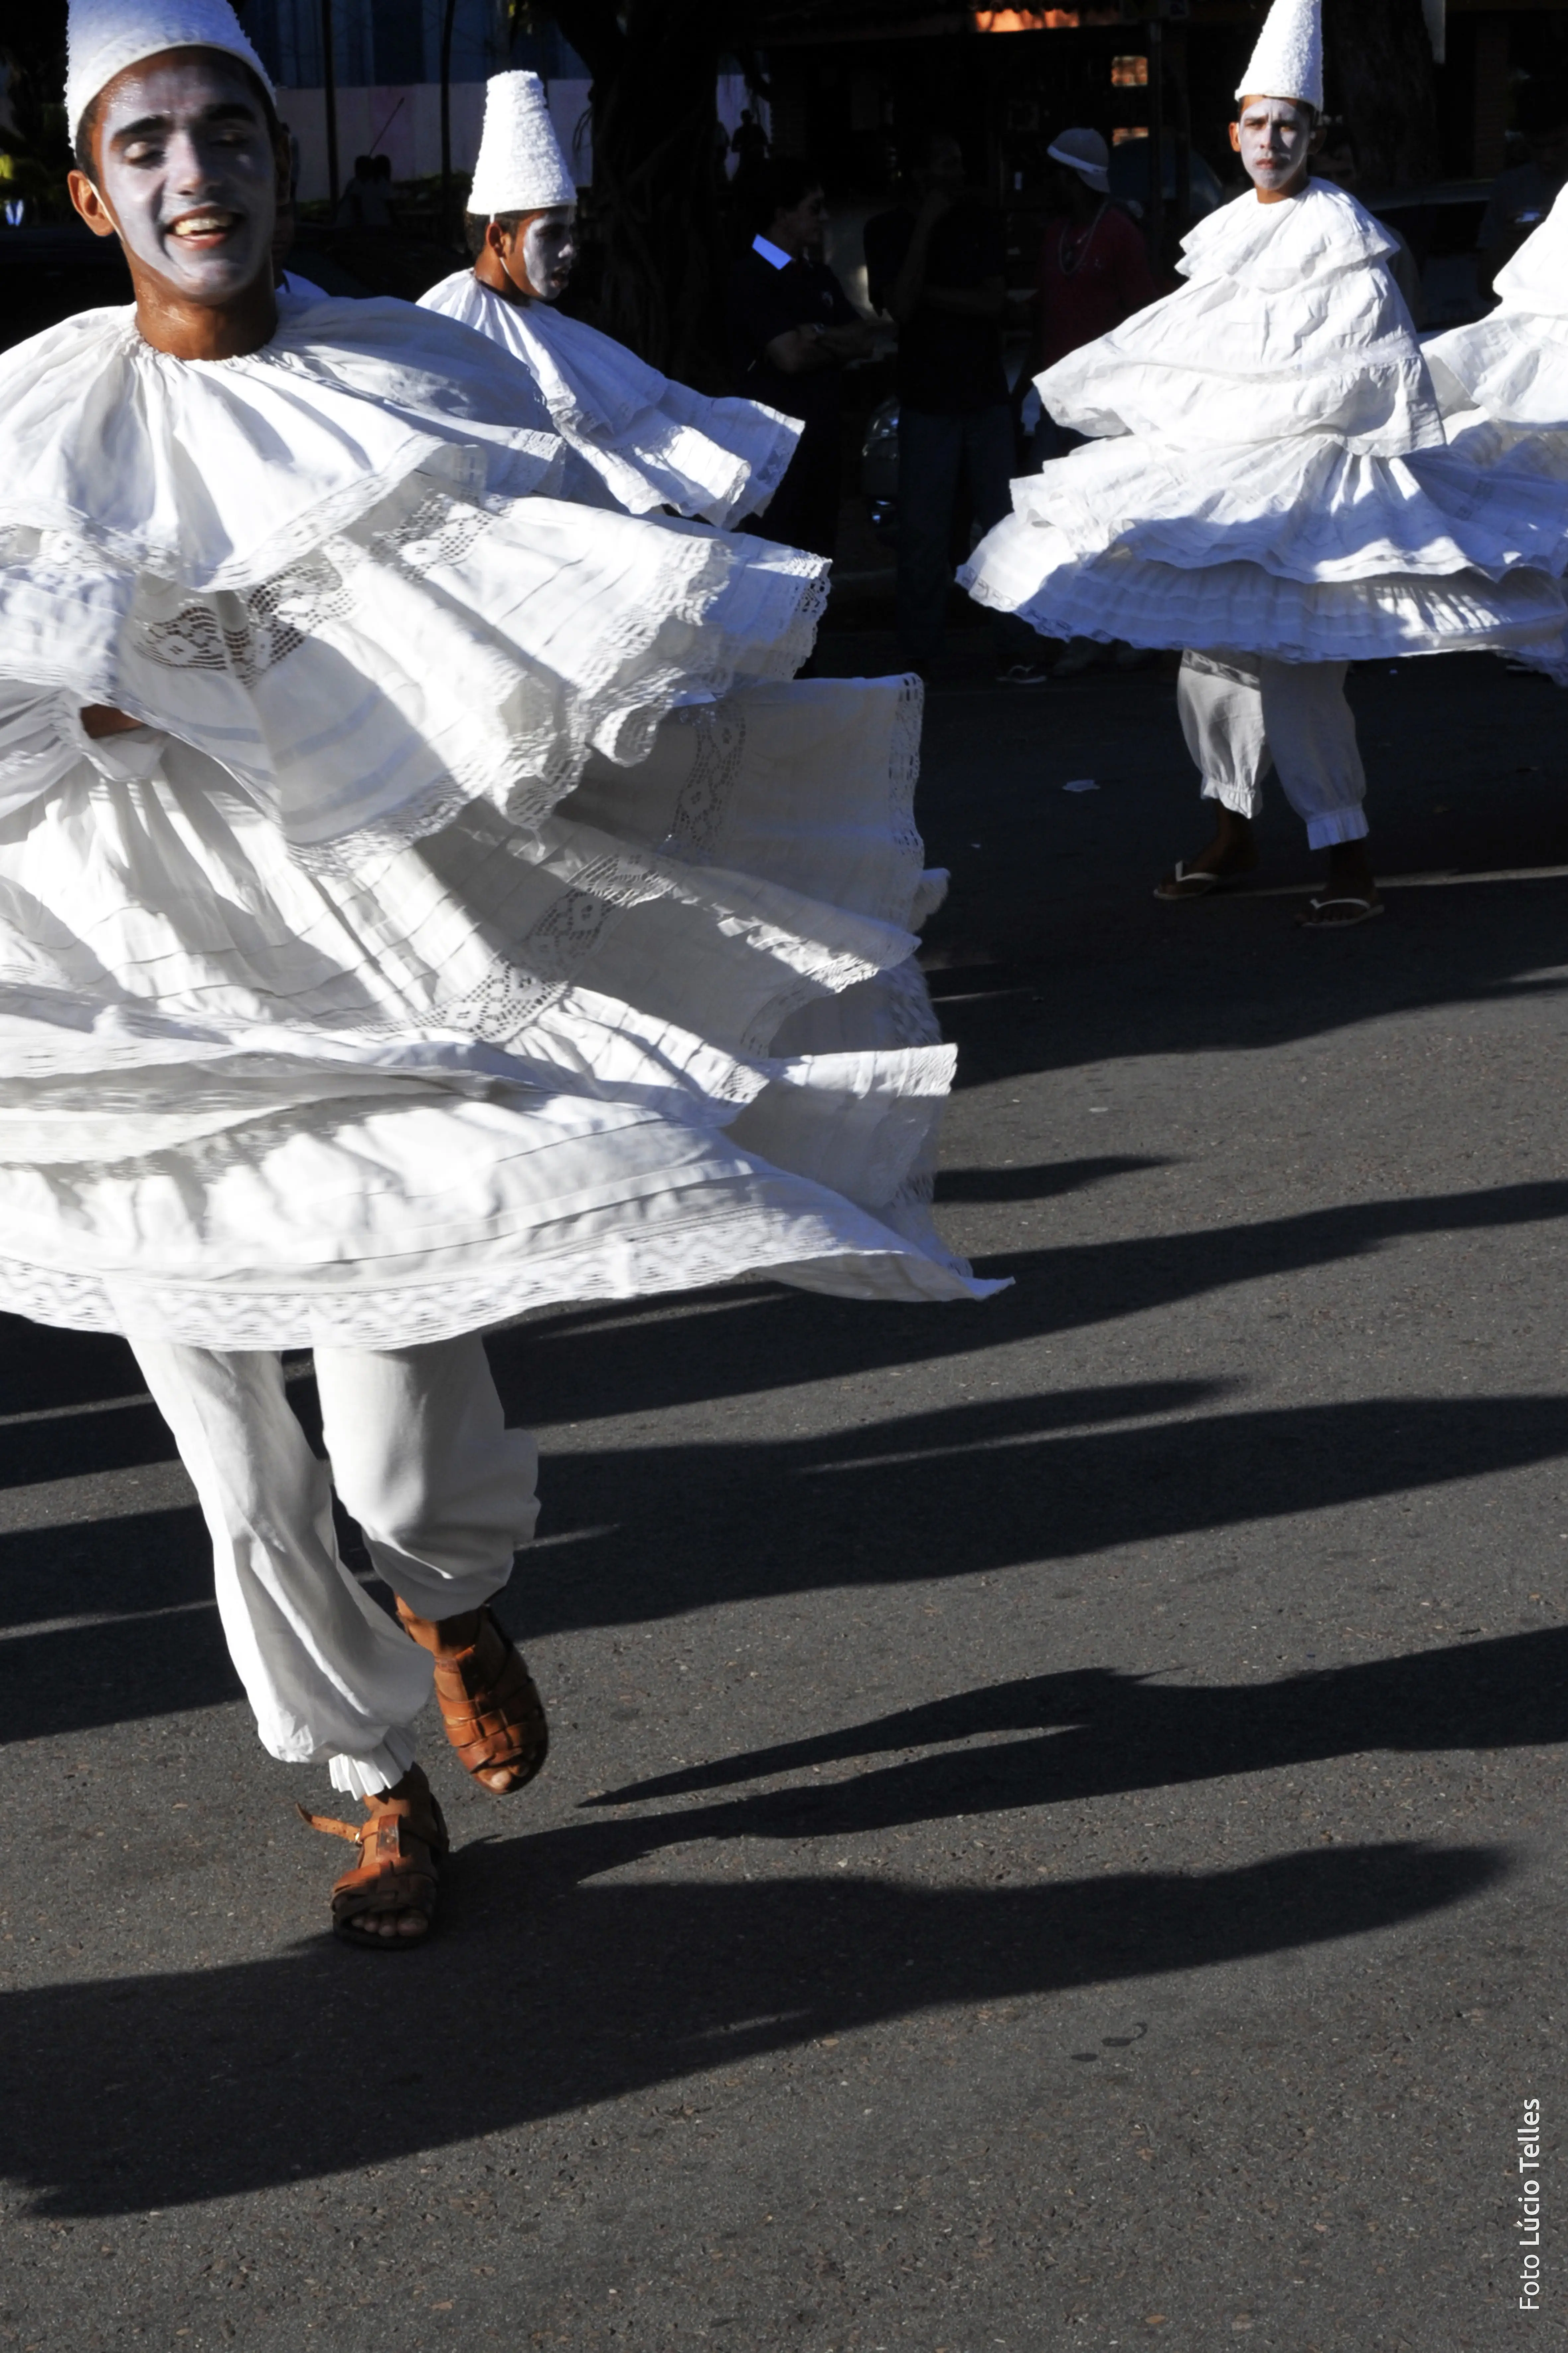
[
  {"x1": 337, "y1": 152, "x2": 393, "y2": 230},
  {"x1": 1025, "y1": 128, "x2": 1158, "y2": 674},
  {"x1": 865, "y1": 130, "x2": 1039, "y2": 680},
  {"x1": 1029, "y1": 130, "x2": 1156, "y2": 406},
  {"x1": 727, "y1": 159, "x2": 873, "y2": 560},
  {"x1": 731, "y1": 107, "x2": 768, "y2": 174}
]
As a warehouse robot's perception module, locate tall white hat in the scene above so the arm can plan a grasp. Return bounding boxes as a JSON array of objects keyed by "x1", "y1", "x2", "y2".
[
  {"x1": 468, "y1": 70, "x2": 577, "y2": 216},
  {"x1": 66, "y1": 0, "x2": 274, "y2": 147},
  {"x1": 1234, "y1": 0, "x2": 1324, "y2": 111}
]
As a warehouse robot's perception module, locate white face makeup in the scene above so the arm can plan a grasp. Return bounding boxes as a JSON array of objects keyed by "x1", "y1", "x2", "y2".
[
  {"x1": 90, "y1": 50, "x2": 277, "y2": 305},
  {"x1": 1232, "y1": 96, "x2": 1317, "y2": 200},
  {"x1": 516, "y1": 207, "x2": 578, "y2": 301}
]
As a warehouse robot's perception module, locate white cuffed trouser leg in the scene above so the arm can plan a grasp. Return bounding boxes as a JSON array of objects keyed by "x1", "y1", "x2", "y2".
[
  {"x1": 1179, "y1": 650, "x2": 1370, "y2": 850},
  {"x1": 128, "y1": 1335, "x2": 539, "y2": 1798},
  {"x1": 1180, "y1": 650, "x2": 1270, "y2": 821}
]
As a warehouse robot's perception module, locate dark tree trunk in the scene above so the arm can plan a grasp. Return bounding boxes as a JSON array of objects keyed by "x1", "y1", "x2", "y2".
[
  {"x1": 1324, "y1": 0, "x2": 1439, "y2": 186},
  {"x1": 541, "y1": 0, "x2": 741, "y2": 388}
]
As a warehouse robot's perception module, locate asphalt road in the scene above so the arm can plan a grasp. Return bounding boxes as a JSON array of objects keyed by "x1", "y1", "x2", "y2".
[{"x1": 2, "y1": 646, "x2": 1565, "y2": 2352}]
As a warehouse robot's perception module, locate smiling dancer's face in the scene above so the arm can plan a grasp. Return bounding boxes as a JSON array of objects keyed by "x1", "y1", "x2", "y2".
[
  {"x1": 1229, "y1": 95, "x2": 1322, "y2": 203},
  {"x1": 70, "y1": 49, "x2": 279, "y2": 307}
]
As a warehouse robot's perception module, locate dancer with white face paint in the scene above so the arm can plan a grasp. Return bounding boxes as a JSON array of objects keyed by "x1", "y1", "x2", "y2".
[
  {"x1": 420, "y1": 71, "x2": 802, "y2": 525},
  {"x1": 962, "y1": 0, "x2": 1568, "y2": 928},
  {"x1": 0, "y1": 0, "x2": 994, "y2": 1953}
]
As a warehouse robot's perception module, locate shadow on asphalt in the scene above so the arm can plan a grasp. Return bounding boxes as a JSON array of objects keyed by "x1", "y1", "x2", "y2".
[
  {"x1": 586, "y1": 1631, "x2": 1568, "y2": 1810},
  {"x1": 5, "y1": 1381, "x2": 1568, "y2": 1734},
  {"x1": 926, "y1": 890, "x2": 1568, "y2": 1088},
  {"x1": 0, "y1": 1838, "x2": 1505, "y2": 2216}
]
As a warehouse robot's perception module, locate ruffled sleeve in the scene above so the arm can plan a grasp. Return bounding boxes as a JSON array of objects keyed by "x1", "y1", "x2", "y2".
[{"x1": 419, "y1": 272, "x2": 802, "y2": 526}]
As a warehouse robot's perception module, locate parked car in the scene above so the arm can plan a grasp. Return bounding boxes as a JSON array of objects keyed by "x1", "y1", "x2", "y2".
[
  {"x1": 1358, "y1": 181, "x2": 1491, "y2": 329},
  {"x1": 1107, "y1": 133, "x2": 1225, "y2": 223},
  {"x1": 0, "y1": 222, "x2": 131, "y2": 351}
]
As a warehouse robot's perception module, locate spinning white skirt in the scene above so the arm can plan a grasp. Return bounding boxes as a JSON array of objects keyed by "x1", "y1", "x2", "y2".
[
  {"x1": 419, "y1": 270, "x2": 802, "y2": 526},
  {"x1": 962, "y1": 181, "x2": 1568, "y2": 662},
  {"x1": 0, "y1": 296, "x2": 995, "y2": 1347}
]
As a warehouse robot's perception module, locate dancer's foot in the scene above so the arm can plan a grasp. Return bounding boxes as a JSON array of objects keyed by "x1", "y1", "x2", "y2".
[
  {"x1": 1155, "y1": 808, "x2": 1260, "y2": 900},
  {"x1": 298, "y1": 1764, "x2": 447, "y2": 1948},
  {"x1": 396, "y1": 1601, "x2": 549, "y2": 1795},
  {"x1": 1296, "y1": 839, "x2": 1381, "y2": 928}
]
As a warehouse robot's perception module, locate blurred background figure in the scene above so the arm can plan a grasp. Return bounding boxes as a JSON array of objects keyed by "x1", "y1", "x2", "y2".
[
  {"x1": 1479, "y1": 78, "x2": 1568, "y2": 299},
  {"x1": 1023, "y1": 128, "x2": 1157, "y2": 678},
  {"x1": 727, "y1": 159, "x2": 873, "y2": 561},
  {"x1": 1026, "y1": 128, "x2": 1156, "y2": 463},
  {"x1": 336, "y1": 152, "x2": 394, "y2": 231},
  {"x1": 731, "y1": 104, "x2": 769, "y2": 198},
  {"x1": 865, "y1": 131, "x2": 1041, "y2": 682}
]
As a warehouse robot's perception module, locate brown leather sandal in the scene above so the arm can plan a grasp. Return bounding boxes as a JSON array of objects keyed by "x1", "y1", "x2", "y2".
[
  {"x1": 397, "y1": 1600, "x2": 549, "y2": 1796},
  {"x1": 297, "y1": 1765, "x2": 449, "y2": 1950}
]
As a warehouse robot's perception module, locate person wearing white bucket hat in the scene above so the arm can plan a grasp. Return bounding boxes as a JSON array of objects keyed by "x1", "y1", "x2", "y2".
[
  {"x1": 421, "y1": 71, "x2": 803, "y2": 527},
  {"x1": 0, "y1": 0, "x2": 997, "y2": 1951},
  {"x1": 1024, "y1": 127, "x2": 1157, "y2": 676},
  {"x1": 963, "y1": 0, "x2": 1568, "y2": 927},
  {"x1": 1047, "y1": 127, "x2": 1111, "y2": 196}
]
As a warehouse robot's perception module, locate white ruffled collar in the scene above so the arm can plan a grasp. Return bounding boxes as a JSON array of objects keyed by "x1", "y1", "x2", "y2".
[
  {"x1": 420, "y1": 272, "x2": 671, "y2": 442},
  {"x1": 0, "y1": 293, "x2": 564, "y2": 592},
  {"x1": 1177, "y1": 178, "x2": 1397, "y2": 293}
]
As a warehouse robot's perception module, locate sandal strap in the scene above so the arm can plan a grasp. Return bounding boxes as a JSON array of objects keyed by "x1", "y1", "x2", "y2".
[
  {"x1": 403, "y1": 1604, "x2": 549, "y2": 1791},
  {"x1": 296, "y1": 1773, "x2": 449, "y2": 1944},
  {"x1": 296, "y1": 1805, "x2": 366, "y2": 1845}
]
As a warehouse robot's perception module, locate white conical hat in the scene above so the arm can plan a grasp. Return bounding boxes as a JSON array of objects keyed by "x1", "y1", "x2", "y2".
[
  {"x1": 1234, "y1": 0, "x2": 1324, "y2": 110},
  {"x1": 468, "y1": 70, "x2": 577, "y2": 216},
  {"x1": 66, "y1": 0, "x2": 274, "y2": 145}
]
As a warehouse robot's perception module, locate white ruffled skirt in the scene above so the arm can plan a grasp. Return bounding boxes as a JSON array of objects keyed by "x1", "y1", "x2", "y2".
[
  {"x1": 15, "y1": 457, "x2": 827, "y2": 863},
  {"x1": 961, "y1": 431, "x2": 1568, "y2": 660},
  {"x1": 0, "y1": 676, "x2": 995, "y2": 1348}
]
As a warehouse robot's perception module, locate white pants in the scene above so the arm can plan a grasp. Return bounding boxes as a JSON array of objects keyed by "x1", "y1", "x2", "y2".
[
  {"x1": 1178, "y1": 650, "x2": 1369, "y2": 850},
  {"x1": 130, "y1": 1335, "x2": 539, "y2": 1797}
]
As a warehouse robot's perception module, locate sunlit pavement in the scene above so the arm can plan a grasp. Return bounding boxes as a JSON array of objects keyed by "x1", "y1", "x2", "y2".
[{"x1": 2, "y1": 650, "x2": 1563, "y2": 2350}]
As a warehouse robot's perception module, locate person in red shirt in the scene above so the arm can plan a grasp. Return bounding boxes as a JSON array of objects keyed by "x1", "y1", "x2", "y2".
[
  {"x1": 1026, "y1": 127, "x2": 1158, "y2": 670},
  {"x1": 1031, "y1": 129, "x2": 1157, "y2": 392}
]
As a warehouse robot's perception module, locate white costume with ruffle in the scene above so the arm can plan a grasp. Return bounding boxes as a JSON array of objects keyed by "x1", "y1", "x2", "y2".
[
  {"x1": 0, "y1": 290, "x2": 990, "y2": 1355},
  {"x1": 29, "y1": 0, "x2": 994, "y2": 1816},
  {"x1": 419, "y1": 269, "x2": 801, "y2": 526},
  {"x1": 961, "y1": 180, "x2": 1568, "y2": 659},
  {"x1": 1426, "y1": 186, "x2": 1568, "y2": 445}
]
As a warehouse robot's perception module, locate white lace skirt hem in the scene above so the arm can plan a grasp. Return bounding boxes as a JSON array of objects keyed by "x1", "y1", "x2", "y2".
[{"x1": 961, "y1": 524, "x2": 1565, "y2": 660}]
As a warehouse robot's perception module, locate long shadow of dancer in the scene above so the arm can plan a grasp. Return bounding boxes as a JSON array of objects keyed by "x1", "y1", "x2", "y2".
[{"x1": 0, "y1": 1837, "x2": 1504, "y2": 2217}]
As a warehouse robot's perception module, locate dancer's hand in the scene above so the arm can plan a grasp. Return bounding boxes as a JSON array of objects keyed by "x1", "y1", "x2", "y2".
[{"x1": 80, "y1": 705, "x2": 143, "y2": 738}]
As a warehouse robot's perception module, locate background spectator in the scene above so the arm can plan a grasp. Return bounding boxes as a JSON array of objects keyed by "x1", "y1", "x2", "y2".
[
  {"x1": 337, "y1": 153, "x2": 393, "y2": 231},
  {"x1": 1027, "y1": 128, "x2": 1156, "y2": 460},
  {"x1": 865, "y1": 131, "x2": 1039, "y2": 681},
  {"x1": 726, "y1": 159, "x2": 873, "y2": 562}
]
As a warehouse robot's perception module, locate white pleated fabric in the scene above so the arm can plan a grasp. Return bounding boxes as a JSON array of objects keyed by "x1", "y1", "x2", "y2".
[
  {"x1": 961, "y1": 181, "x2": 1568, "y2": 661},
  {"x1": 418, "y1": 272, "x2": 800, "y2": 526},
  {"x1": 1422, "y1": 190, "x2": 1568, "y2": 680},
  {"x1": 0, "y1": 294, "x2": 824, "y2": 859},
  {"x1": 0, "y1": 296, "x2": 997, "y2": 1347},
  {"x1": 1427, "y1": 185, "x2": 1568, "y2": 437}
]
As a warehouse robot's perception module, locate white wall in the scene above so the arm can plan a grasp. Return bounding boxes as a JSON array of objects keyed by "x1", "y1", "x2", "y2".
[
  {"x1": 278, "y1": 74, "x2": 760, "y2": 205},
  {"x1": 279, "y1": 80, "x2": 597, "y2": 203}
]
